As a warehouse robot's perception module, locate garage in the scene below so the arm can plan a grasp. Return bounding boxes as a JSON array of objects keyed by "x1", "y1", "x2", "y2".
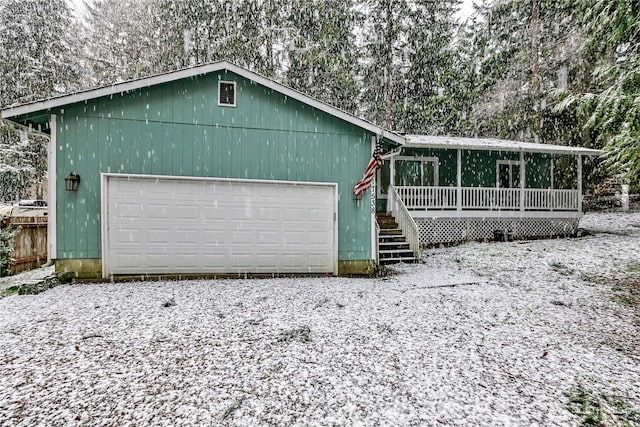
[{"x1": 101, "y1": 174, "x2": 337, "y2": 277}]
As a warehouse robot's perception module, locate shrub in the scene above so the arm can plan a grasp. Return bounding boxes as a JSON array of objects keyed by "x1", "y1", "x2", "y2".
[{"x1": 0, "y1": 223, "x2": 20, "y2": 277}]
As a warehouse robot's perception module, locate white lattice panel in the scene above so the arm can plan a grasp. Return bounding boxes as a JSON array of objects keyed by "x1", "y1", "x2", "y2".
[{"x1": 416, "y1": 217, "x2": 580, "y2": 246}]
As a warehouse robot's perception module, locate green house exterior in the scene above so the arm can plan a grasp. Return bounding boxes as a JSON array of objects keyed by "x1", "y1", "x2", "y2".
[
  {"x1": 2, "y1": 62, "x2": 403, "y2": 278},
  {"x1": 2, "y1": 63, "x2": 602, "y2": 275}
]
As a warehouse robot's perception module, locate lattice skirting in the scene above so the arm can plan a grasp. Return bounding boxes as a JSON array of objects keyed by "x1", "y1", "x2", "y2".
[{"x1": 416, "y1": 217, "x2": 580, "y2": 246}]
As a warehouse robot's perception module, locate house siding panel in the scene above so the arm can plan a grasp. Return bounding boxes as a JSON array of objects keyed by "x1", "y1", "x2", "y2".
[
  {"x1": 54, "y1": 71, "x2": 374, "y2": 264},
  {"x1": 525, "y1": 153, "x2": 552, "y2": 189}
]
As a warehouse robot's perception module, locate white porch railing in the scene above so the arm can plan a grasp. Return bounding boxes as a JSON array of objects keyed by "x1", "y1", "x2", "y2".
[
  {"x1": 525, "y1": 189, "x2": 579, "y2": 210},
  {"x1": 462, "y1": 187, "x2": 521, "y2": 210},
  {"x1": 395, "y1": 186, "x2": 580, "y2": 211},
  {"x1": 388, "y1": 186, "x2": 421, "y2": 257},
  {"x1": 396, "y1": 186, "x2": 457, "y2": 210}
]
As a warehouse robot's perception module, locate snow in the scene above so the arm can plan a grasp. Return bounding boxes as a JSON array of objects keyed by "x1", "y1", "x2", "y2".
[
  {"x1": 404, "y1": 134, "x2": 603, "y2": 156},
  {"x1": 0, "y1": 264, "x2": 54, "y2": 290},
  {"x1": 1, "y1": 211, "x2": 639, "y2": 425}
]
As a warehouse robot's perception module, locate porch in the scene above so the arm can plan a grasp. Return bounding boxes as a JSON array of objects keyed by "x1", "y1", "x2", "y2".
[{"x1": 377, "y1": 135, "x2": 601, "y2": 250}]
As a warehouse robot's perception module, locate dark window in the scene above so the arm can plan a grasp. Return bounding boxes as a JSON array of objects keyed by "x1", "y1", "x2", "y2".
[{"x1": 219, "y1": 81, "x2": 236, "y2": 106}]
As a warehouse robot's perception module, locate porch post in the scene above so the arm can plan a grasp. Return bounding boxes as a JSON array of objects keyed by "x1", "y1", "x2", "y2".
[
  {"x1": 389, "y1": 157, "x2": 395, "y2": 213},
  {"x1": 577, "y1": 154, "x2": 583, "y2": 212},
  {"x1": 456, "y1": 149, "x2": 462, "y2": 211},
  {"x1": 519, "y1": 150, "x2": 526, "y2": 211},
  {"x1": 550, "y1": 156, "x2": 555, "y2": 212}
]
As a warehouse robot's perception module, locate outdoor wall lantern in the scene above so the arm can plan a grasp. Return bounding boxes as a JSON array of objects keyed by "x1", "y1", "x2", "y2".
[{"x1": 64, "y1": 173, "x2": 81, "y2": 191}]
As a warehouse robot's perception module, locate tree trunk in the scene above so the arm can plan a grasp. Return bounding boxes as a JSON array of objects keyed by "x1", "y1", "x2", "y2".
[
  {"x1": 530, "y1": 0, "x2": 541, "y2": 143},
  {"x1": 384, "y1": 0, "x2": 394, "y2": 130}
]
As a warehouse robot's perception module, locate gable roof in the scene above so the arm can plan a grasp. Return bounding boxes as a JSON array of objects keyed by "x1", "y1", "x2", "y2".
[
  {"x1": 404, "y1": 135, "x2": 602, "y2": 156},
  {"x1": 0, "y1": 61, "x2": 405, "y2": 144}
]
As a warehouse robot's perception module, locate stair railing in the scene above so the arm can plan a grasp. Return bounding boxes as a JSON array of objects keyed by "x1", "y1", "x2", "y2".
[
  {"x1": 375, "y1": 220, "x2": 380, "y2": 265},
  {"x1": 388, "y1": 185, "x2": 420, "y2": 259}
]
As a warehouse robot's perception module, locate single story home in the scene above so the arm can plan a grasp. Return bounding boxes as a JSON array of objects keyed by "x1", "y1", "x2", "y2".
[{"x1": 1, "y1": 61, "x2": 600, "y2": 278}]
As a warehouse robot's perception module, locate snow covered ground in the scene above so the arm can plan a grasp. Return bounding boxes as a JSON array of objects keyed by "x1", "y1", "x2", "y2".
[{"x1": 0, "y1": 211, "x2": 639, "y2": 426}]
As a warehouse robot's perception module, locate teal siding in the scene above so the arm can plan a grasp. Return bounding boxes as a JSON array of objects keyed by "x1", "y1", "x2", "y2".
[
  {"x1": 463, "y1": 151, "x2": 551, "y2": 188},
  {"x1": 395, "y1": 148, "x2": 552, "y2": 188},
  {"x1": 525, "y1": 153, "x2": 552, "y2": 188},
  {"x1": 55, "y1": 71, "x2": 376, "y2": 261},
  {"x1": 399, "y1": 147, "x2": 458, "y2": 186}
]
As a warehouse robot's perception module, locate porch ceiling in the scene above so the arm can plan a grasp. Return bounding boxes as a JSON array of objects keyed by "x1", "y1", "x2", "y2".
[{"x1": 404, "y1": 135, "x2": 602, "y2": 156}]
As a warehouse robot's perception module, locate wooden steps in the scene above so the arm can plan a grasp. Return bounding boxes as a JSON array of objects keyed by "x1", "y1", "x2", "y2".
[{"x1": 376, "y1": 213, "x2": 418, "y2": 265}]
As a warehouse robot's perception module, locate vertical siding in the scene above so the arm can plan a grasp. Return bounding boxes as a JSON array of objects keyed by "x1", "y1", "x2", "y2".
[
  {"x1": 399, "y1": 147, "x2": 551, "y2": 189},
  {"x1": 55, "y1": 71, "x2": 373, "y2": 262},
  {"x1": 400, "y1": 147, "x2": 458, "y2": 186},
  {"x1": 462, "y1": 150, "x2": 519, "y2": 187},
  {"x1": 525, "y1": 153, "x2": 552, "y2": 188}
]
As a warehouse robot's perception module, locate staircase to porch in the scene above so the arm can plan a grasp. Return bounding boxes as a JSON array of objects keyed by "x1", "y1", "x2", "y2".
[{"x1": 376, "y1": 213, "x2": 418, "y2": 265}]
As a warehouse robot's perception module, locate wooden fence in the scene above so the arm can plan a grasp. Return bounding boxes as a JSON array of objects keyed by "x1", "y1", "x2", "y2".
[{"x1": 1, "y1": 208, "x2": 48, "y2": 275}]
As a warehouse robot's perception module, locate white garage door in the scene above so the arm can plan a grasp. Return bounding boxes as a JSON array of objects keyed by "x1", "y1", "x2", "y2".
[{"x1": 101, "y1": 174, "x2": 337, "y2": 277}]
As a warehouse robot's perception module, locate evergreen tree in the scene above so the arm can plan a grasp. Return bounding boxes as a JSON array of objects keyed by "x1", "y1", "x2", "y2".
[
  {"x1": 85, "y1": 0, "x2": 164, "y2": 85},
  {"x1": 359, "y1": 0, "x2": 466, "y2": 132},
  {"x1": 575, "y1": 0, "x2": 640, "y2": 185},
  {"x1": 394, "y1": 0, "x2": 464, "y2": 134},
  {"x1": 0, "y1": 0, "x2": 84, "y2": 201},
  {"x1": 152, "y1": 0, "x2": 288, "y2": 76},
  {"x1": 0, "y1": 0, "x2": 84, "y2": 106},
  {"x1": 359, "y1": 0, "x2": 410, "y2": 128},
  {"x1": 468, "y1": 0, "x2": 587, "y2": 144},
  {"x1": 285, "y1": 0, "x2": 361, "y2": 114},
  {"x1": 0, "y1": 126, "x2": 47, "y2": 203}
]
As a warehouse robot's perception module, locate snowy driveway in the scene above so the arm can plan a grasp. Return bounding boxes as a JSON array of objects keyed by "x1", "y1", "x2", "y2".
[{"x1": 1, "y1": 212, "x2": 639, "y2": 426}]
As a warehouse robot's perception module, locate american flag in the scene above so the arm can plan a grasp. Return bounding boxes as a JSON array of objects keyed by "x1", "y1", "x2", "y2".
[{"x1": 353, "y1": 139, "x2": 383, "y2": 197}]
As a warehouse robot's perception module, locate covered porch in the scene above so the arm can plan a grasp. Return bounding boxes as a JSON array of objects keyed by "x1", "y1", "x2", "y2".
[{"x1": 378, "y1": 136, "x2": 601, "y2": 249}]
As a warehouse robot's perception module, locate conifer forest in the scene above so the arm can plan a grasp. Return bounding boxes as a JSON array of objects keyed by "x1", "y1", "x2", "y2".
[{"x1": 0, "y1": 0, "x2": 639, "y2": 200}]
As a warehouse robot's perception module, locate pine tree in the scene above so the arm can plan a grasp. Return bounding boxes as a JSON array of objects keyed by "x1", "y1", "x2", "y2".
[
  {"x1": 577, "y1": 0, "x2": 640, "y2": 185},
  {"x1": 285, "y1": 0, "x2": 361, "y2": 114},
  {"x1": 394, "y1": 0, "x2": 464, "y2": 134},
  {"x1": 469, "y1": 0, "x2": 586, "y2": 144},
  {"x1": 359, "y1": 0, "x2": 410, "y2": 128},
  {"x1": 152, "y1": 0, "x2": 288, "y2": 76},
  {"x1": 0, "y1": 0, "x2": 84, "y2": 106},
  {"x1": 0, "y1": 0, "x2": 84, "y2": 201},
  {"x1": 85, "y1": 0, "x2": 164, "y2": 85}
]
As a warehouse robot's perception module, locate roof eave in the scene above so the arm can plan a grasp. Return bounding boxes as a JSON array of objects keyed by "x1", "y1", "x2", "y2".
[
  {"x1": 402, "y1": 142, "x2": 602, "y2": 156},
  {"x1": 0, "y1": 60, "x2": 405, "y2": 144}
]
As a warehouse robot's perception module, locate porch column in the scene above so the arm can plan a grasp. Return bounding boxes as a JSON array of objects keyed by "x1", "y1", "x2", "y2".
[
  {"x1": 577, "y1": 154, "x2": 583, "y2": 212},
  {"x1": 388, "y1": 157, "x2": 395, "y2": 213},
  {"x1": 519, "y1": 150, "x2": 526, "y2": 211},
  {"x1": 550, "y1": 156, "x2": 555, "y2": 212},
  {"x1": 550, "y1": 156, "x2": 554, "y2": 190},
  {"x1": 456, "y1": 149, "x2": 462, "y2": 211}
]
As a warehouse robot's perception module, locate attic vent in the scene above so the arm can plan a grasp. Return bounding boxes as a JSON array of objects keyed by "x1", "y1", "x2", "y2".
[{"x1": 218, "y1": 81, "x2": 236, "y2": 106}]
